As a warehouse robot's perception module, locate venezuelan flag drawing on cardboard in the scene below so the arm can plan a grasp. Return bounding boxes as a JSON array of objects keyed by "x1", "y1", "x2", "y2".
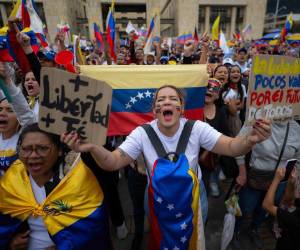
[{"x1": 80, "y1": 64, "x2": 208, "y2": 136}]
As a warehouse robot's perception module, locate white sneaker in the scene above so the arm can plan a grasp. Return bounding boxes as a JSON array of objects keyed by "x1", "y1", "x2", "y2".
[
  {"x1": 219, "y1": 169, "x2": 226, "y2": 181},
  {"x1": 116, "y1": 222, "x2": 128, "y2": 240},
  {"x1": 209, "y1": 182, "x2": 220, "y2": 197}
]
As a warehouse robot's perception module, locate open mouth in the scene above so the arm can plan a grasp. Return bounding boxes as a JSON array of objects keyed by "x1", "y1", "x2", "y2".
[
  {"x1": 162, "y1": 110, "x2": 173, "y2": 121},
  {"x1": 27, "y1": 85, "x2": 34, "y2": 90},
  {"x1": 218, "y1": 77, "x2": 225, "y2": 83},
  {"x1": 28, "y1": 163, "x2": 43, "y2": 172},
  {"x1": 0, "y1": 120, "x2": 8, "y2": 126},
  {"x1": 205, "y1": 92, "x2": 213, "y2": 98}
]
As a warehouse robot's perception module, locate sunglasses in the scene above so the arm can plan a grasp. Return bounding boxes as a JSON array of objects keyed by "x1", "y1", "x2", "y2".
[
  {"x1": 207, "y1": 84, "x2": 221, "y2": 93},
  {"x1": 207, "y1": 79, "x2": 222, "y2": 93}
]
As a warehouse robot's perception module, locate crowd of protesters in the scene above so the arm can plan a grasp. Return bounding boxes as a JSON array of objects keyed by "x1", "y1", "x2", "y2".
[{"x1": 0, "y1": 18, "x2": 300, "y2": 250}]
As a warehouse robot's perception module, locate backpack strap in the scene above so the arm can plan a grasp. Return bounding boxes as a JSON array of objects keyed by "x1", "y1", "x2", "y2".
[
  {"x1": 141, "y1": 124, "x2": 167, "y2": 158},
  {"x1": 175, "y1": 120, "x2": 196, "y2": 155}
]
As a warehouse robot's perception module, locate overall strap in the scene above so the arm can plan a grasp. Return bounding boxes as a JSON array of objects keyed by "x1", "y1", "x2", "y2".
[
  {"x1": 142, "y1": 124, "x2": 167, "y2": 158},
  {"x1": 176, "y1": 120, "x2": 196, "y2": 155},
  {"x1": 274, "y1": 121, "x2": 290, "y2": 171},
  {"x1": 142, "y1": 120, "x2": 196, "y2": 158}
]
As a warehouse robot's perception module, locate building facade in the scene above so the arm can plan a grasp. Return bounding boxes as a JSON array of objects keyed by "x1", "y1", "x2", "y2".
[{"x1": 0, "y1": 0, "x2": 267, "y2": 42}]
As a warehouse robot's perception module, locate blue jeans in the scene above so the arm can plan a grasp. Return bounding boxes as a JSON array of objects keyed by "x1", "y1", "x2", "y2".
[{"x1": 235, "y1": 182, "x2": 286, "y2": 232}]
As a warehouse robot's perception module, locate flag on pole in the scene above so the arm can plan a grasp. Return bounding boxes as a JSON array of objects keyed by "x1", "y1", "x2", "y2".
[
  {"x1": 212, "y1": 15, "x2": 220, "y2": 45},
  {"x1": 176, "y1": 33, "x2": 193, "y2": 44},
  {"x1": 126, "y1": 21, "x2": 138, "y2": 36},
  {"x1": 9, "y1": 0, "x2": 22, "y2": 19},
  {"x1": 242, "y1": 24, "x2": 252, "y2": 36},
  {"x1": 233, "y1": 31, "x2": 241, "y2": 42},
  {"x1": 106, "y1": 0, "x2": 116, "y2": 61},
  {"x1": 143, "y1": 16, "x2": 156, "y2": 54},
  {"x1": 9, "y1": 0, "x2": 48, "y2": 47},
  {"x1": 281, "y1": 14, "x2": 293, "y2": 42},
  {"x1": 73, "y1": 35, "x2": 86, "y2": 65},
  {"x1": 193, "y1": 27, "x2": 199, "y2": 44},
  {"x1": 219, "y1": 30, "x2": 229, "y2": 55},
  {"x1": 0, "y1": 27, "x2": 14, "y2": 62},
  {"x1": 93, "y1": 23, "x2": 104, "y2": 52},
  {"x1": 145, "y1": 16, "x2": 155, "y2": 44}
]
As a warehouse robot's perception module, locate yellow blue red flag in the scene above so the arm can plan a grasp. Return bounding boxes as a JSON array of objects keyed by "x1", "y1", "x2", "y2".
[
  {"x1": 80, "y1": 64, "x2": 208, "y2": 136},
  {"x1": 0, "y1": 156, "x2": 110, "y2": 249},
  {"x1": 148, "y1": 154, "x2": 202, "y2": 249}
]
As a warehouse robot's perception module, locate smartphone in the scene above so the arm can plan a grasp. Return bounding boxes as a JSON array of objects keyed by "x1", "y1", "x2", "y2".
[{"x1": 282, "y1": 159, "x2": 298, "y2": 182}]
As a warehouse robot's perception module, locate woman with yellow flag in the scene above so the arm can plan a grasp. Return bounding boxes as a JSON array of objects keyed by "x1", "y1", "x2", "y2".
[{"x1": 0, "y1": 124, "x2": 112, "y2": 249}]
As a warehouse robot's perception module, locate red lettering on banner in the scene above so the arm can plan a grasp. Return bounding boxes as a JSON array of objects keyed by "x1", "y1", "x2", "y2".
[
  {"x1": 250, "y1": 92, "x2": 258, "y2": 105},
  {"x1": 286, "y1": 89, "x2": 300, "y2": 104},
  {"x1": 272, "y1": 90, "x2": 283, "y2": 103},
  {"x1": 264, "y1": 90, "x2": 271, "y2": 105}
]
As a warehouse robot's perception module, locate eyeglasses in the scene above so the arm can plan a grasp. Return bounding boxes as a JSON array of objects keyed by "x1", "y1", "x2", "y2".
[{"x1": 19, "y1": 144, "x2": 53, "y2": 158}]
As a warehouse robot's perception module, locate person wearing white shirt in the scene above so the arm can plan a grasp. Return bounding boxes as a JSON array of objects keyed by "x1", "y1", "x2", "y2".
[{"x1": 63, "y1": 84, "x2": 271, "y2": 249}]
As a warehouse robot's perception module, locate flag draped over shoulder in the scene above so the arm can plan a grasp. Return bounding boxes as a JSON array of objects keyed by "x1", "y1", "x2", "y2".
[
  {"x1": 0, "y1": 156, "x2": 110, "y2": 249},
  {"x1": 80, "y1": 65, "x2": 208, "y2": 136}
]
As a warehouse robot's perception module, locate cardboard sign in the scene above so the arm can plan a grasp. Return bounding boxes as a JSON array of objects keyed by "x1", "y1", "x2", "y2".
[
  {"x1": 246, "y1": 55, "x2": 300, "y2": 123},
  {"x1": 39, "y1": 68, "x2": 112, "y2": 146}
]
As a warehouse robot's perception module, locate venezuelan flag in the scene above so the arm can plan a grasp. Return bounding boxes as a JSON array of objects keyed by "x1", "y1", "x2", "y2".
[
  {"x1": 80, "y1": 64, "x2": 208, "y2": 136},
  {"x1": 106, "y1": 0, "x2": 116, "y2": 61},
  {"x1": 0, "y1": 155, "x2": 110, "y2": 249},
  {"x1": 281, "y1": 14, "x2": 293, "y2": 42},
  {"x1": 176, "y1": 33, "x2": 193, "y2": 44},
  {"x1": 148, "y1": 154, "x2": 202, "y2": 250},
  {"x1": 94, "y1": 23, "x2": 104, "y2": 52},
  {"x1": 0, "y1": 33, "x2": 14, "y2": 62}
]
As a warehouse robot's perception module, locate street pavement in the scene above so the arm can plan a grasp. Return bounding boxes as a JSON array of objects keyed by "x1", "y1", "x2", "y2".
[{"x1": 111, "y1": 172, "x2": 276, "y2": 250}]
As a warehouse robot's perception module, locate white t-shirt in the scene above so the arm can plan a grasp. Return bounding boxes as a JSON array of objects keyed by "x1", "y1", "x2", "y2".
[
  {"x1": 0, "y1": 133, "x2": 19, "y2": 176},
  {"x1": 119, "y1": 118, "x2": 221, "y2": 178},
  {"x1": 222, "y1": 84, "x2": 247, "y2": 102},
  {"x1": 234, "y1": 61, "x2": 249, "y2": 73},
  {"x1": 28, "y1": 176, "x2": 55, "y2": 250}
]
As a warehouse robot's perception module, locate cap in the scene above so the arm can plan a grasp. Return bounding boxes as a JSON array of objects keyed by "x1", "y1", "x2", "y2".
[
  {"x1": 223, "y1": 57, "x2": 234, "y2": 65},
  {"x1": 238, "y1": 47, "x2": 248, "y2": 54},
  {"x1": 160, "y1": 55, "x2": 169, "y2": 64},
  {"x1": 37, "y1": 50, "x2": 56, "y2": 61}
]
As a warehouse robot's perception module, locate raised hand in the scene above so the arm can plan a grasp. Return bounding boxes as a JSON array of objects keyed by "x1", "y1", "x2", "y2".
[
  {"x1": 247, "y1": 119, "x2": 271, "y2": 145},
  {"x1": 183, "y1": 40, "x2": 194, "y2": 57},
  {"x1": 0, "y1": 62, "x2": 15, "y2": 84},
  {"x1": 61, "y1": 131, "x2": 93, "y2": 153}
]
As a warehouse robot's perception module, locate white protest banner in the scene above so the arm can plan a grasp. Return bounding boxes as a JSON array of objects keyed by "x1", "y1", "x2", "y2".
[
  {"x1": 246, "y1": 55, "x2": 300, "y2": 123},
  {"x1": 39, "y1": 68, "x2": 112, "y2": 146}
]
